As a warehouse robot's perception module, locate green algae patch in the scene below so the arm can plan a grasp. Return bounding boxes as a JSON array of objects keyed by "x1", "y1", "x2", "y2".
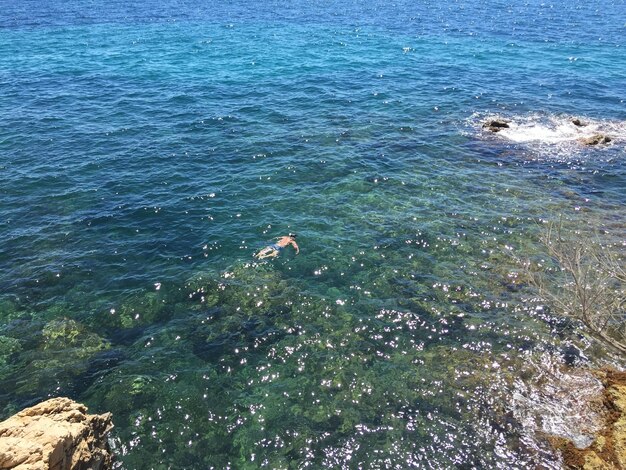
[
  {"x1": 42, "y1": 318, "x2": 110, "y2": 356},
  {"x1": 0, "y1": 299, "x2": 30, "y2": 323},
  {"x1": 0, "y1": 336, "x2": 21, "y2": 362},
  {"x1": 116, "y1": 292, "x2": 171, "y2": 328},
  {"x1": 92, "y1": 290, "x2": 177, "y2": 331},
  {"x1": 0, "y1": 318, "x2": 113, "y2": 397},
  {"x1": 0, "y1": 336, "x2": 22, "y2": 379}
]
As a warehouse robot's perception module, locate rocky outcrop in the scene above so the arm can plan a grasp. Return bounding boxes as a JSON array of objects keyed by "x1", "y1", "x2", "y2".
[
  {"x1": 571, "y1": 118, "x2": 586, "y2": 127},
  {"x1": 549, "y1": 369, "x2": 626, "y2": 469},
  {"x1": 0, "y1": 397, "x2": 113, "y2": 470},
  {"x1": 482, "y1": 119, "x2": 510, "y2": 132},
  {"x1": 578, "y1": 134, "x2": 612, "y2": 146}
]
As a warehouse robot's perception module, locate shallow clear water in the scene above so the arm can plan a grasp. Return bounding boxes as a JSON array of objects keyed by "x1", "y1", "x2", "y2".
[{"x1": 1, "y1": 0, "x2": 625, "y2": 468}]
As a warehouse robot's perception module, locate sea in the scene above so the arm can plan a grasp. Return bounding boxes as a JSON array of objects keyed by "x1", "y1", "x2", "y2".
[{"x1": 1, "y1": 0, "x2": 625, "y2": 468}]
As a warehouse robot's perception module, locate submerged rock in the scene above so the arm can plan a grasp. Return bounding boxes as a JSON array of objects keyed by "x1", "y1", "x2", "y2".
[
  {"x1": 0, "y1": 397, "x2": 113, "y2": 470},
  {"x1": 42, "y1": 319, "x2": 109, "y2": 356},
  {"x1": 571, "y1": 118, "x2": 586, "y2": 127},
  {"x1": 578, "y1": 134, "x2": 612, "y2": 146},
  {"x1": 482, "y1": 119, "x2": 510, "y2": 132}
]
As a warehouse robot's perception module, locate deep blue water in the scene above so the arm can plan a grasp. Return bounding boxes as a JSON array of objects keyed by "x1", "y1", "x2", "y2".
[{"x1": 1, "y1": 1, "x2": 625, "y2": 468}]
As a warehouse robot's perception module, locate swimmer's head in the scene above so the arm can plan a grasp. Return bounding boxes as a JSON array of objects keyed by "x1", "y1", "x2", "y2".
[{"x1": 289, "y1": 233, "x2": 297, "y2": 239}]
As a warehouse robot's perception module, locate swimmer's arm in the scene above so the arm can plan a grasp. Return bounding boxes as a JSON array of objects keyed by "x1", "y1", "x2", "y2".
[{"x1": 291, "y1": 240, "x2": 299, "y2": 254}]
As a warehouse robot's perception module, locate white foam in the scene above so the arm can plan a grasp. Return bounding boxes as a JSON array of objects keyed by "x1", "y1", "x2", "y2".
[
  {"x1": 500, "y1": 115, "x2": 622, "y2": 144},
  {"x1": 500, "y1": 118, "x2": 590, "y2": 144},
  {"x1": 471, "y1": 112, "x2": 626, "y2": 150}
]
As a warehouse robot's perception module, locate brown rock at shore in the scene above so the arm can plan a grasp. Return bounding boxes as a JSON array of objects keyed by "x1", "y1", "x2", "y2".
[
  {"x1": 578, "y1": 134, "x2": 612, "y2": 146},
  {"x1": 549, "y1": 369, "x2": 626, "y2": 469},
  {"x1": 0, "y1": 397, "x2": 113, "y2": 470}
]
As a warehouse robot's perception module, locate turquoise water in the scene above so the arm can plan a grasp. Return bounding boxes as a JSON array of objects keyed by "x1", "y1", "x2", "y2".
[{"x1": 1, "y1": 0, "x2": 625, "y2": 468}]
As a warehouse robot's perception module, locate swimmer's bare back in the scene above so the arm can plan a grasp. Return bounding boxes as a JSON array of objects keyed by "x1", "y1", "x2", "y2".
[{"x1": 254, "y1": 234, "x2": 299, "y2": 259}]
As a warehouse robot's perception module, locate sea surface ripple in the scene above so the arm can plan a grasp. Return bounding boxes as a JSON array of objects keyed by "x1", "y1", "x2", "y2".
[{"x1": 0, "y1": 0, "x2": 625, "y2": 468}]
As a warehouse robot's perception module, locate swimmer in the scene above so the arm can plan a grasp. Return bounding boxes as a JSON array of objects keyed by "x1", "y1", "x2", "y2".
[{"x1": 254, "y1": 234, "x2": 299, "y2": 259}]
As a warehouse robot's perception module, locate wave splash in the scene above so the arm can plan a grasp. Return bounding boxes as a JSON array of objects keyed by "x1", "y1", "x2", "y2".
[{"x1": 469, "y1": 112, "x2": 626, "y2": 155}]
